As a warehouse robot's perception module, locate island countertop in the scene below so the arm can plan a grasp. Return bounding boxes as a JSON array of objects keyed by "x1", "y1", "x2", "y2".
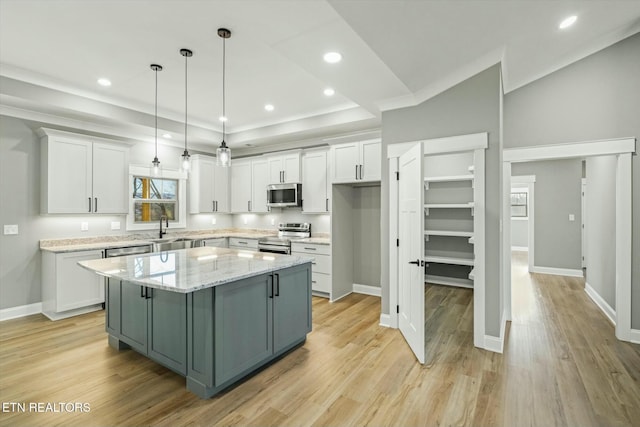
[{"x1": 78, "y1": 247, "x2": 313, "y2": 293}]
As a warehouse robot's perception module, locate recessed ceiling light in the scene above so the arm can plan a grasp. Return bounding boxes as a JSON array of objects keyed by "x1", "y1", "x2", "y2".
[
  {"x1": 324, "y1": 88, "x2": 335, "y2": 97},
  {"x1": 559, "y1": 15, "x2": 577, "y2": 29},
  {"x1": 97, "y1": 78, "x2": 111, "y2": 87},
  {"x1": 219, "y1": 116, "x2": 227, "y2": 122},
  {"x1": 162, "y1": 133, "x2": 172, "y2": 139},
  {"x1": 264, "y1": 104, "x2": 274, "y2": 112},
  {"x1": 323, "y1": 52, "x2": 342, "y2": 64}
]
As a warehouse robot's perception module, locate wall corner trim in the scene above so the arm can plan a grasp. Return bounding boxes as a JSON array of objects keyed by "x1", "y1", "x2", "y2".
[
  {"x1": 353, "y1": 283, "x2": 381, "y2": 297},
  {"x1": 585, "y1": 282, "x2": 617, "y2": 325},
  {"x1": 0, "y1": 302, "x2": 43, "y2": 321},
  {"x1": 483, "y1": 309, "x2": 507, "y2": 354},
  {"x1": 379, "y1": 314, "x2": 392, "y2": 328}
]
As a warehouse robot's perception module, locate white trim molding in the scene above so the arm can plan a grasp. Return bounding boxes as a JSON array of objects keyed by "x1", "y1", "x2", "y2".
[
  {"x1": 0, "y1": 302, "x2": 42, "y2": 321},
  {"x1": 630, "y1": 330, "x2": 640, "y2": 345},
  {"x1": 353, "y1": 284, "x2": 381, "y2": 297},
  {"x1": 511, "y1": 246, "x2": 529, "y2": 252},
  {"x1": 484, "y1": 310, "x2": 507, "y2": 354},
  {"x1": 504, "y1": 138, "x2": 636, "y2": 163},
  {"x1": 530, "y1": 266, "x2": 584, "y2": 277},
  {"x1": 379, "y1": 314, "x2": 392, "y2": 328},
  {"x1": 585, "y1": 282, "x2": 616, "y2": 325}
]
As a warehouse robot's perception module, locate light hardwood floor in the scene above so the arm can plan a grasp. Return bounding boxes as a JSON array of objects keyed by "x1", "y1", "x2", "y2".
[{"x1": 1, "y1": 253, "x2": 638, "y2": 426}]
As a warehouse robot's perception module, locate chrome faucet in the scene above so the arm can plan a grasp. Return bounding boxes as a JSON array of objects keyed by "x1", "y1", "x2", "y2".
[{"x1": 159, "y1": 215, "x2": 169, "y2": 239}]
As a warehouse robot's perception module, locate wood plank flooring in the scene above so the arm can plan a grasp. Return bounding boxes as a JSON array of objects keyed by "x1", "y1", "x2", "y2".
[{"x1": 1, "y1": 253, "x2": 638, "y2": 426}]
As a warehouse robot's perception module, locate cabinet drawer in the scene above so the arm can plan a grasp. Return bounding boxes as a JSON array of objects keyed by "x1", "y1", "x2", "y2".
[
  {"x1": 312, "y1": 272, "x2": 330, "y2": 294},
  {"x1": 291, "y1": 242, "x2": 330, "y2": 256},
  {"x1": 293, "y1": 252, "x2": 330, "y2": 275},
  {"x1": 228, "y1": 237, "x2": 258, "y2": 249}
]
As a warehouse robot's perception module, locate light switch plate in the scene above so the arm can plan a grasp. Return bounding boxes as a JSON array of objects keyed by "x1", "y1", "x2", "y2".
[
  {"x1": 4, "y1": 224, "x2": 18, "y2": 235},
  {"x1": 111, "y1": 221, "x2": 121, "y2": 230},
  {"x1": 81, "y1": 222, "x2": 89, "y2": 231}
]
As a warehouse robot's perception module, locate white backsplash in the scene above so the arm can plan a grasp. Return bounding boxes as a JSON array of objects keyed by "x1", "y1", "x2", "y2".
[{"x1": 232, "y1": 209, "x2": 330, "y2": 234}]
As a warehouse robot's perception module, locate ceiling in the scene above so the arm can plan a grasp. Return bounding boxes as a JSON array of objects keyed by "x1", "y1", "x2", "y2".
[{"x1": 1, "y1": 0, "x2": 639, "y2": 153}]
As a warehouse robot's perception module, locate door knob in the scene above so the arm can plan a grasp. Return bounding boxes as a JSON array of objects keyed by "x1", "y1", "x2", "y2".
[{"x1": 408, "y1": 259, "x2": 420, "y2": 265}]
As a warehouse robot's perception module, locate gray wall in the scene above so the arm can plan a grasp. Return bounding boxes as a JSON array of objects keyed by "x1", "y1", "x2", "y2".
[
  {"x1": 381, "y1": 64, "x2": 503, "y2": 336},
  {"x1": 353, "y1": 186, "x2": 381, "y2": 287},
  {"x1": 511, "y1": 160, "x2": 582, "y2": 270},
  {"x1": 504, "y1": 32, "x2": 640, "y2": 329},
  {"x1": 0, "y1": 116, "x2": 233, "y2": 310},
  {"x1": 586, "y1": 156, "x2": 617, "y2": 308}
]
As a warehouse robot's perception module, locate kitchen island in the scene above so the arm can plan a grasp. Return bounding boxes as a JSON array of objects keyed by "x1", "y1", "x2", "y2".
[{"x1": 79, "y1": 246, "x2": 312, "y2": 399}]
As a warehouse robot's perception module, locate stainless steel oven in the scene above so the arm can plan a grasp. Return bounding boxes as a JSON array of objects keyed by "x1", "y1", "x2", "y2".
[{"x1": 257, "y1": 223, "x2": 311, "y2": 254}]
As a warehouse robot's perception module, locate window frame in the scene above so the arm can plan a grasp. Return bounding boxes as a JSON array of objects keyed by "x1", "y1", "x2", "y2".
[
  {"x1": 510, "y1": 189, "x2": 528, "y2": 219},
  {"x1": 126, "y1": 165, "x2": 187, "y2": 231}
]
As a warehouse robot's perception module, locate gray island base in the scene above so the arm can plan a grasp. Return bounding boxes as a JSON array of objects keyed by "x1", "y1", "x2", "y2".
[{"x1": 79, "y1": 247, "x2": 312, "y2": 398}]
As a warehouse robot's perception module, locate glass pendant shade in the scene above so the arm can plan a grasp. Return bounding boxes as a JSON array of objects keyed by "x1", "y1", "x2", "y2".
[
  {"x1": 151, "y1": 156, "x2": 161, "y2": 176},
  {"x1": 216, "y1": 141, "x2": 231, "y2": 167},
  {"x1": 181, "y1": 150, "x2": 191, "y2": 171}
]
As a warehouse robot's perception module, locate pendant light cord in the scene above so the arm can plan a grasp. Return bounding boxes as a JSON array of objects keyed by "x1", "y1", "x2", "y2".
[
  {"x1": 184, "y1": 53, "x2": 188, "y2": 151},
  {"x1": 154, "y1": 67, "x2": 158, "y2": 158},
  {"x1": 222, "y1": 35, "x2": 226, "y2": 142}
]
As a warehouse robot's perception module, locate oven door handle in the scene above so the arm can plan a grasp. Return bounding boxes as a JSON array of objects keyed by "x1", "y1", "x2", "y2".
[{"x1": 257, "y1": 244, "x2": 290, "y2": 254}]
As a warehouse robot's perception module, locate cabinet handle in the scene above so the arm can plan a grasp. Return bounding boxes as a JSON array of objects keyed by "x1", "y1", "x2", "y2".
[
  {"x1": 312, "y1": 280, "x2": 317, "y2": 284},
  {"x1": 269, "y1": 275, "x2": 274, "y2": 299},
  {"x1": 304, "y1": 247, "x2": 317, "y2": 251},
  {"x1": 359, "y1": 165, "x2": 363, "y2": 180},
  {"x1": 248, "y1": 200, "x2": 251, "y2": 212},
  {"x1": 213, "y1": 201, "x2": 215, "y2": 212},
  {"x1": 94, "y1": 197, "x2": 98, "y2": 212},
  {"x1": 355, "y1": 165, "x2": 358, "y2": 180},
  {"x1": 274, "y1": 273, "x2": 280, "y2": 297},
  {"x1": 146, "y1": 287, "x2": 152, "y2": 299},
  {"x1": 326, "y1": 198, "x2": 329, "y2": 212},
  {"x1": 140, "y1": 286, "x2": 145, "y2": 298},
  {"x1": 216, "y1": 201, "x2": 218, "y2": 212},
  {"x1": 238, "y1": 241, "x2": 247, "y2": 245},
  {"x1": 88, "y1": 197, "x2": 92, "y2": 213}
]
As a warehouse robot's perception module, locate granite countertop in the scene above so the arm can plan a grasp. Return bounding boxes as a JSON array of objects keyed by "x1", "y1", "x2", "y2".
[
  {"x1": 40, "y1": 228, "x2": 279, "y2": 253},
  {"x1": 291, "y1": 237, "x2": 331, "y2": 245},
  {"x1": 78, "y1": 246, "x2": 313, "y2": 293}
]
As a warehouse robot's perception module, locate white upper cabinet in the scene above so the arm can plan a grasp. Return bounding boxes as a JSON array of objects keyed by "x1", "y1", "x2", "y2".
[
  {"x1": 39, "y1": 128, "x2": 129, "y2": 214},
  {"x1": 251, "y1": 158, "x2": 269, "y2": 213},
  {"x1": 267, "y1": 152, "x2": 300, "y2": 183},
  {"x1": 302, "y1": 149, "x2": 330, "y2": 213},
  {"x1": 189, "y1": 155, "x2": 230, "y2": 213},
  {"x1": 231, "y1": 159, "x2": 252, "y2": 213},
  {"x1": 330, "y1": 139, "x2": 381, "y2": 183}
]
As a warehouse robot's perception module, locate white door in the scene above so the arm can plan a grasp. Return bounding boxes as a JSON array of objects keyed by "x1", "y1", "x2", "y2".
[
  {"x1": 398, "y1": 143, "x2": 425, "y2": 364},
  {"x1": 302, "y1": 151, "x2": 328, "y2": 213},
  {"x1": 330, "y1": 142, "x2": 359, "y2": 183},
  {"x1": 251, "y1": 158, "x2": 269, "y2": 212},
  {"x1": 581, "y1": 178, "x2": 587, "y2": 268},
  {"x1": 231, "y1": 160, "x2": 252, "y2": 212}
]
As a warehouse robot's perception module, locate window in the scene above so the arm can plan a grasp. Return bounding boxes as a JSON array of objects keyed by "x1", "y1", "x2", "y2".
[
  {"x1": 127, "y1": 166, "x2": 187, "y2": 231},
  {"x1": 510, "y1": 191, "x2": 528, "y2": 218},
  {"x1": 132, "y1": 177, "x2": 178, "y2": 222}
]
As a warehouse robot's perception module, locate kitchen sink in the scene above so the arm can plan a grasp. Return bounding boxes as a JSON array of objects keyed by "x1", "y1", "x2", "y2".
[{"x1": 151, "y1": 238, "x2": 196, "y2": 252}]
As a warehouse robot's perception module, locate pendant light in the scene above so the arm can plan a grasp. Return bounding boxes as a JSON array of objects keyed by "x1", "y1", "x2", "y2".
[
  {"x1": 216, "y1": 28, "x2": 231, "y2": 167},
  {"x1": 150, "y1": 64, "x2": 163, "y2": 176},
  {"x1": 180, "y1": 48, "x2": 193, "y2": 172}
]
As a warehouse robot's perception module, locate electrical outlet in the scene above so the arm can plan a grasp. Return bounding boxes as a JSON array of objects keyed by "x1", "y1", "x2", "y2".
[
  {"x1": 111, "y1": 221, "x2": 121, "y2": 230},
  {"x1": 81, "y1": 222, "x2": 89, "y2": 231},
  {"x1": 243, "y1": 216, "x2": 248, "y2": 225},
  {"x1": 270, "y1": 218, "x2": 275, "y2": 226},
  {"x1": 3, "y1": 225, "x2": 18, "y2": 235},
  {"x1": 211, "y1": 217, "x2": 217, "y2": 225}
]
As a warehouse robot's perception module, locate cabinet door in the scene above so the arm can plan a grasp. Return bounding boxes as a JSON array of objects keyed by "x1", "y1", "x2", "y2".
[
  {"x1": 214, "y1": 274, "x2": 273, "y2": 386},
  {"x1": 251, "y1": 158, "x2": 269, "y2": 213},
  {"x1": 302, "y1": 151, "x2": 328, "y2": 213},
  {"x1": 56, "y1": 250, "x2": 104, "y2": 312},
  {"x1": 147, "y1": 287, "x2": 187, "y2": 375},
  {"x1": 92, "y1": 142, "x2": 129, "y2": 214},
  {"x1": 120, "y1": 282, "x2": 148, "y2": 354},
  {"x1": 360, "y1": 140, "x2": 381, "y2": 182},
  {"x1": 213, "y1": 163, "x2": 230, "y2": 213},
  {"x1": 231, "y1": 160, "x2": 252, "y2": 212},
  {"x1": 330, "y1": 142, "x2": 359, "y2": 183},
  {"x1": 267, "y1": 156, "x2": 284, "y2": 184},
  {"x1": 273, "y1": 264, "x2": 312, "y2": 353},
  {"x1": 44, "y1": 138, "x2": 93, "y2": 213},
  {"x1": 190, "y1": 156, "x2": 215, "y2": 213},
  {"x1": 105, "y1": 278, "x2": 121, "y2": 336},
  {"x1": 282, "y1": 153, "x2": 300, "y2": 183}
]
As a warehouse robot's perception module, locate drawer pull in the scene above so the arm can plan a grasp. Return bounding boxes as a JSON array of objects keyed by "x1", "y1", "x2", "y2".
[
  {"x1": 304, "y1": 247, "x2": 316, "y2": 251},
  {"x1": 312, "y1": 280, "x2": 317, "y2": 284}
]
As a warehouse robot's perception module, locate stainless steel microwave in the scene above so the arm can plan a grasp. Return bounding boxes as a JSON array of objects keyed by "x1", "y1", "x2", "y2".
[{"x1": 266, "y1": 183, "x2": 302, "y2": 207}]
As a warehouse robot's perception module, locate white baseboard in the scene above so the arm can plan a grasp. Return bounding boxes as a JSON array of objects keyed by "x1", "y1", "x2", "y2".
[
  {"x1": 511, "y1": 246, "x2": 529, "y2": 252},
  {"x1": 530, "y1": 265, "x2": 584, "y2": 277},
  {"x1": 0, "y1": 302, "x2": 42, "y2": 321},
  {"x1": 353, "y1": 283, "x2": 381, "y2": 297},
  {"x1": 585, "y1": 282, "x2": 617, "y2": 325},
  {"x1": 484, "y1": 309, "x2": 507, "y2": 353},
  {"x1": 379, "y1": 313, "x2": 392, "y2": 328},
  {"x1": 630, "y1": 329, "x2": 640, "y2": 344}
]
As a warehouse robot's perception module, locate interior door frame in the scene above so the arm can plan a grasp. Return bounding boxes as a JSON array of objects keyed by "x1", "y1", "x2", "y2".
[
  {"x1": 510, "y1": 175, "x2": 536, "y2": 272},
  {"x1": 503, "y1": 137, "x2": 636, "y2": 343},
  {"x1": 387, "y1": 132, "x2": 488, "y2": 349}
]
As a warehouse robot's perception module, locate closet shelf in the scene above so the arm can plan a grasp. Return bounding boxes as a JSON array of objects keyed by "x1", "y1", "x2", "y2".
[
  {"x1": 424, "y1": 254, "x2": 474, "y2": 266},
  {"x1": 424, "y1": 230, "x2": 473, "y2": 238},
  {"x1": 424, "y1": 174, "x2": 473, "y2": 183},
  {"x1": 424, "y1": 202, "x2": 474, "y2": 209},
  {"x1": 424, "y1": 274, "x2": 474, "y2": 289},
  {"x1": 468, "y1": 268, "x2": 475, "y2": 280}
]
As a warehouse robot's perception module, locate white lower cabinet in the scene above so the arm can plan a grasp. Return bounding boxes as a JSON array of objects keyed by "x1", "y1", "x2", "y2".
[
  {"x1": 42, "y1": 249, "x2": 105, "y2": 320},
  {"x1": 198, "y1": 237, "x2": 228, "y2": 248},
  {"x1": 291, "y1": 242, "x2": 331, "y2": 297}
]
